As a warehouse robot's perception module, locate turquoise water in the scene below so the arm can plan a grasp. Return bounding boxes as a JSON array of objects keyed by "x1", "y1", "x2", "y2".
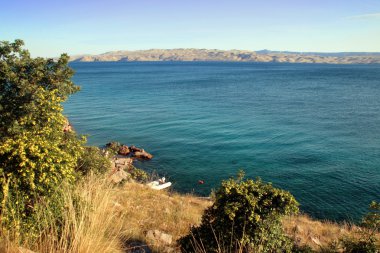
[{"x1": 65, "y1": 62, "x2": 380, "y2": 221}]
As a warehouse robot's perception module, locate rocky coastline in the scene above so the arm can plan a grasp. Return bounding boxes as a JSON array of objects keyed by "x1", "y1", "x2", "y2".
[{"x1": 104, "y1": 142, "x2": 153, "y2": 184}]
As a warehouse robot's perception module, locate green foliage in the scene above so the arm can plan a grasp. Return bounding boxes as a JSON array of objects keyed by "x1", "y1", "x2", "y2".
[
  {"x1": 0, "y1": 40, "x2": 84, "y2": 222},
  {"x1": 322, "y1": 237, "x2": 378, "y2": 253},
  {"x1": 362, "y1": 201, "x2": 380, "y2": 233},
  {"x1": 340, "y1": 237, "x2": 378, "y2": 253},
  {"x1": 0, "y1": 40, "x2": 80, "y2": 136},
  {"x1": 105, "y1": 141, "x2": 121, "y2": 155},
  {"x1": 322, "y1": 202, "x2": 380, "y2": 253},
  {"x1": 178, "y1": 172, "x2": 299, "y2": 253},
  {"x1": 76, "y1": 146, "x2": 111, "y2": 175},
  {"x1": 292, "y1": 244, "x2": 315, "y2": 253},
  {"x1": 127, "y1": 165, "x2": 149, "y2": 182},
  {"x1": 338, "y1": 201, "x2": 380, "y2": 253}
]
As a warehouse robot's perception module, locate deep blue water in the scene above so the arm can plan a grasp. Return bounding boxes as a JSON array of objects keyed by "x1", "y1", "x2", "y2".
[{"x1": 65, "y1": 62, "x2": 380, "y2": 222}]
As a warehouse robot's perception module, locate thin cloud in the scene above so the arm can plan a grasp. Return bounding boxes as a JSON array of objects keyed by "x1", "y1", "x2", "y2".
[{"x1": 346, "y1": 12, "x2": 380, "y2": 20}]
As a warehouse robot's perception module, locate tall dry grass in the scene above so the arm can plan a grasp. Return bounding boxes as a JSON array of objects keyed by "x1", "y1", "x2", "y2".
[
  {"x1": 117, "y1": 182, "x2": 211, "y2": 252},
  {"x1": 283, "y1": 213, "x2": 380, "y2": 250},
  {"x1": 0, "y1": 175, "x2": 211, "y2": 253},
  {"x1": 0, "y1": 174, "x2": 125, "y2": 253}
]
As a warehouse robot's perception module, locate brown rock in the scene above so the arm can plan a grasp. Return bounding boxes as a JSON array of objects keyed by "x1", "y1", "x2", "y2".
[
  {"x1": 110, "y1": 168, "x2": 129, "y2": 183},
  {"x1": 130, "y1": 145, "x2": 143, "y2": 152},
  {"x1": 125, "y1": 157, "x2": 134, "y2": 165},
  {"x1": 118, "y1": 145, "x2": 130, "y2": 156},
  {"x1": 146, "y1": 230, "x2": 173, "y2": 245},
  {"x1": 134, "y1": 150, "x2": 153, "y2": 160},
  {"x1": 114, "y1": 156, "x2": 134, "y2": 166}
]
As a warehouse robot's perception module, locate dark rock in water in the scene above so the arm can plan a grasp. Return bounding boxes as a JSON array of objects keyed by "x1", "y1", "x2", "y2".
[
  {"x1": 130, "y1": 145, "x2": 143, "y2": 152},
  {"x1": 118, "y1": 145, "x2": 130, "y2": 156},
  {"x1": 133, "y1": 150, "x2": 153, "y2": 160},
  {"x1": 106, "y1": 141, "x2": 121, "y2": 152},
  {"x1": 106, "y1": 141, "x2": 120, "y2": 147}
]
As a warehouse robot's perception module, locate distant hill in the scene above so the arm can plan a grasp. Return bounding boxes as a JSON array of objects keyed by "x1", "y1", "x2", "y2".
[
  {"x1": 255, "y1": 49, "x2": 380, "y2": 57},
  {"x1": 69, "y1": 49, "x2": 380, "y2": 64}
]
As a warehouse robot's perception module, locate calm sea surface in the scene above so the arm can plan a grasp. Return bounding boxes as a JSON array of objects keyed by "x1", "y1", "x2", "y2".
[{"x1": 65, "y1": 62, "x2": 380, "y2": 221}]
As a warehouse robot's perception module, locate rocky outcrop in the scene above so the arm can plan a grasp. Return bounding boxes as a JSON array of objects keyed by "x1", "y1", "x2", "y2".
[
  {"x1": 106, "y1": 143, "x2": 153, "y2": 160},
  {"x1": 133, "y1": 150, "x2": 153, "y2": 160},
  {"x1": 121, "y1": 145, "x2": 153, "y2": 160},
  {"x1": 107, "y1": 143, "x2": 152, "y2": 184},
  {"x1": 130, "y1": 145, "x2": 143, "y2": 152},
  {"x1": 118, "y1": 145, "x2": 130, "y2": 156},
  {"x1": 109, "y1": 155, "x2": 134, "y2": 183},
  {"x1": 110, "y1": 167, "x2": 129, "y2": 184}
]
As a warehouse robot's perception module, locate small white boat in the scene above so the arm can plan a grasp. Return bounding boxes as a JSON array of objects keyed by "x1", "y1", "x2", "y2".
[{"x1": 147, "y1": 177, "x2": 172, "y2": 190}]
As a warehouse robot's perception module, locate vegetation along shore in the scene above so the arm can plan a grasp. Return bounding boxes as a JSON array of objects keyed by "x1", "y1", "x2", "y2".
[{"x1": 1, "y1": 40, "x2": 379, "y2": 252}]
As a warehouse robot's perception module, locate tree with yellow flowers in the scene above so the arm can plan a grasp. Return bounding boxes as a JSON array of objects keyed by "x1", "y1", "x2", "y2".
[{"x1": 0, "y1": 40, "x2": 84, "y2": 212}]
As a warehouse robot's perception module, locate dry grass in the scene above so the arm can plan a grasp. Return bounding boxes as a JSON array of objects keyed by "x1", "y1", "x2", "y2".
[
  {"x1": 0, "y1": 177, "x2": 211, "y2": 253},
  {"x1": 115, "y1": 183, "x2": 379, "y2": 252},
  {"x1": 1, "y1": 175, "x2": 377, "y2": 253},
  {"x1": 115, "y1": 182, "x2": 211, "y2": 252},
  {"x1": 0, "y1": 175, "x2": 125, "y2": 253},
  {"x1": 283, "y1": 213, "x2": 380, "y2": 250}
]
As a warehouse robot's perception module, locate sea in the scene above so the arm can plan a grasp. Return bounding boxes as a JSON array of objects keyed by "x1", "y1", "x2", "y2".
[{"x1": 64, "y1": 62, "x2": 380, "y2": 222}]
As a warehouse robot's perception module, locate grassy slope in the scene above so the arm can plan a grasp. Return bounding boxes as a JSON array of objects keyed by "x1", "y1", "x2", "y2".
[
  {"x1": 118, "y1": 182, "x2": 374, "y2": 252},
  {"x1": 1, "y1": 175, "x2": 378, "y2": 253}
]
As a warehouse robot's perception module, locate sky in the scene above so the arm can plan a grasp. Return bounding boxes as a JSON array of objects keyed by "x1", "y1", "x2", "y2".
[{"x1": 1, "y1": 0, "x2": 380, "y2": 57}]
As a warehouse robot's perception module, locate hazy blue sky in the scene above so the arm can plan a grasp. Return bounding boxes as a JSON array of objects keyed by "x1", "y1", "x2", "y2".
[{"x1": 1, "y1": 0, "x2": 380, "y2": 57}]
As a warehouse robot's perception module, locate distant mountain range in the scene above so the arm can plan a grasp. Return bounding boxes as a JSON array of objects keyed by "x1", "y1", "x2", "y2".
[{"x1": 69, "y1": 49, "x2": 380, "y2": 64}]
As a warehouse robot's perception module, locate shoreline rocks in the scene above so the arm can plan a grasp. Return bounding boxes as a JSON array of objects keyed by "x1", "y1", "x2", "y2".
[
  {"x1": 106, "y1": 142, "x2": 153, "y2": 160},
  {"x1": 118, "y1": 145, "x2": 130, "y2": 156},
  {"x1": 106, "y1": 142, "x2": 152, "y2": 184},
  {"x1": 134, "y1": 150, "x2": 153, "y2": 160}
]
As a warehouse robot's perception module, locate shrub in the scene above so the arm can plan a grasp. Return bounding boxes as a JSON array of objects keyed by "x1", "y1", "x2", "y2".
[
  {"x1": 292, "y1": 244, "x2": 315, "y2": 253},
  {"x1": 338, "y1": 201, "x2": 380, "y2": 253},
  {"x1": 0, "y1": 40, "x2": 84, "y2": 227},
  {"x1": 362, "y1": 201, "x2": 380, "y2": 233},
  {"x1": 127, "y1": 165, "x2": 149, "y2": 182},
  {"x1": 340, "y1": 237, "x2": 377, "y2": 253},
  {"x1": 76, "y1": 146, "x2": 111, "y2": 175},
  {"x1": 324, "y1": 202, "x2": 380, "y2": 253},
  {"x1": 105, "y1": 141, "x2": 121, "y2": 155},
  {"x1": 178, "y1": 172, "x2": 299, "y2": 253}
]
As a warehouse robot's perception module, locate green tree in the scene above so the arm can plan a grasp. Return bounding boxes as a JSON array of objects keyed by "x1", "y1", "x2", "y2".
[
  {"x1": 179, "y1": 172, "x2": 299, "y2": 253},
  {"x1": 0, "y1": 40, "x2": 84, "y2": 211}
]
